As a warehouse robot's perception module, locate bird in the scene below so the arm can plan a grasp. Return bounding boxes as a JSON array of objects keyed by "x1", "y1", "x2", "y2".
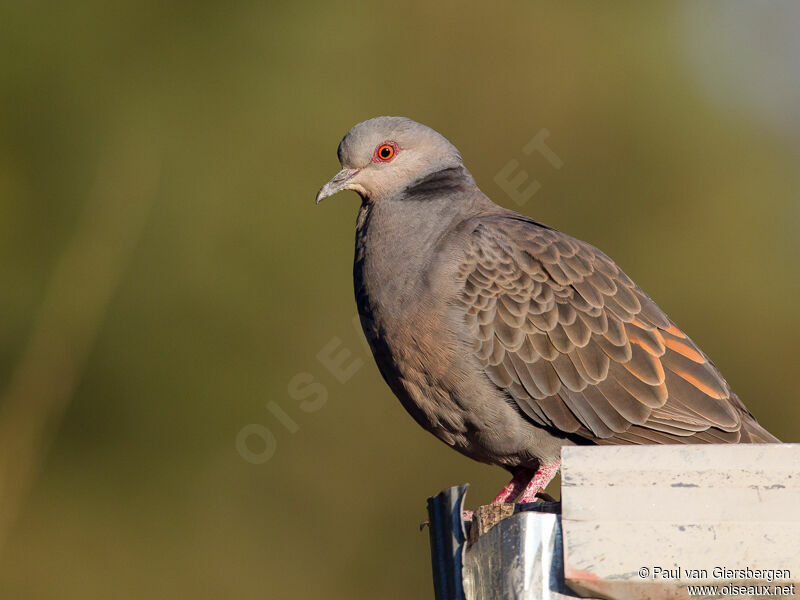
[{"x1": 315, "y1": 116, "x2": 779, "y2": 505}]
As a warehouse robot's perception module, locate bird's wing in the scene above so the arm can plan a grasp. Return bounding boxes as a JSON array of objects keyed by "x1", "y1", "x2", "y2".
[{"x1": 457, "y1": 213, "x2": 767, "y2": 444}]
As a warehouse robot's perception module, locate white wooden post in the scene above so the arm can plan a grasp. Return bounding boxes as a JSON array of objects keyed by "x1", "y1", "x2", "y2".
[
  {"x1": 562, "y1": 444, "x2": 800, "y2": 599},
  {"x1": 428, "y1": 444, "x2": 800, "y2": 600}
]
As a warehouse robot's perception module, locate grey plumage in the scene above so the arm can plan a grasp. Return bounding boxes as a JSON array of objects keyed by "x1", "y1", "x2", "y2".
[{"x1": 316, "y1": 116, "x2": 778, "y2": 498}]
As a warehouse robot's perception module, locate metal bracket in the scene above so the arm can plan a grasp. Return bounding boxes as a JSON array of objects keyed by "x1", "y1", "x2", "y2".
[{"x1": 427, "y1": 485, "x2": 586, "y2": 600}]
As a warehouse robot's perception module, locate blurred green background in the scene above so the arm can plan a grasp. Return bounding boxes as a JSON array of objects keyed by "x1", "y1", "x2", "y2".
[{"x1": 1, "y1": 1, "x2": 798, "y2": 598}]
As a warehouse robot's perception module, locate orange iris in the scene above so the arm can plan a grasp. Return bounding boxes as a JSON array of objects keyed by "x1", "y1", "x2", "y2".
[{"x1": 377, "y1": 144, "x2": 394, "y2": 160}]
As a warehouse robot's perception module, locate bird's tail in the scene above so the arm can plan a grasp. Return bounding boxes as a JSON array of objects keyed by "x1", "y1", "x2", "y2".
[
  {"x1": 740, "y1": 416, "x2": 781, "y2": 443},
  {"x1": 728, "y1": 393, "x2": 780, "y2": 443}
]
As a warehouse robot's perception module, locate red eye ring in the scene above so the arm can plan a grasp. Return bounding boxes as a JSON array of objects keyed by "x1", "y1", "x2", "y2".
[{"x1": 372, "y1": 141, "x2": 398, "y2": 162}]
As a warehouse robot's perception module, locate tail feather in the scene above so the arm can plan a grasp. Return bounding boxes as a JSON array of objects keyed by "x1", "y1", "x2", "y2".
[
  {"x1": 739, "y1": 417, "x2": 780, "y2": 443},
  {"x1": 729, "y1": 393, "x2": 780, "y2": 443}
]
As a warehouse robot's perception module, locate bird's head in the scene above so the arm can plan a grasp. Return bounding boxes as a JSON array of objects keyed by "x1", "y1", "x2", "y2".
[{"x1": 315, "y1": 116, "x2": 464, "y2": 203}]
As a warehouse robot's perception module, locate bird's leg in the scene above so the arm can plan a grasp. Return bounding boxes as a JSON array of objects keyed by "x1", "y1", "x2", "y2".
[
  {"x1": 491, "y1": 468, "x2": 536, "y2": 504},
  {"x1": 517, "y1": 460, "x2": 561, "y2": 503}
]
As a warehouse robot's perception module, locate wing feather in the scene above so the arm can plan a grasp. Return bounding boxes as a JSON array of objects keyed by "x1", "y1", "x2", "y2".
[{"x1": 458, "y1": 214, "x2": 775, "y2": 444}]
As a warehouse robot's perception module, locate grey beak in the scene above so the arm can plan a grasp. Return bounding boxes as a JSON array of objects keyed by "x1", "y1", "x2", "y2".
[{"x1": 315, "y1": 168, "x2": 361, "y2": 204}]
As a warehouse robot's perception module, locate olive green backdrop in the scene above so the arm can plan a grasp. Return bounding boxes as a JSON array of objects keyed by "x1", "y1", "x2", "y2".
[{"x1": 1, "y1": 2, "x2": 798, "y2": 598}]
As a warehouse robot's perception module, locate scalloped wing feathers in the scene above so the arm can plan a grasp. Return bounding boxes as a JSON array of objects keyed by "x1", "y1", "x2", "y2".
[{"x1": 457, "y1": 215, "x2": 778, "y2": 445}]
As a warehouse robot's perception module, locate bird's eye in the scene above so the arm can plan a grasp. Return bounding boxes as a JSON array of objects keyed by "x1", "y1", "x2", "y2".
[{"x1": 375, "y1": 143, "x2": 395, "y2": 162}]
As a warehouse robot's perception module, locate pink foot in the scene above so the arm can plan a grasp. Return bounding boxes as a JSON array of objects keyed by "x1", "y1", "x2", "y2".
[
  {"x1": 517, "y1": 460, "x2": 561, "y2": 503},
  {"x1": 492, "y1": 468, "x2": 536, "y2": 504}
]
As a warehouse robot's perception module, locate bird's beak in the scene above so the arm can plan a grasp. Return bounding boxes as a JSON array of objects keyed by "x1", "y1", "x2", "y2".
[{"x1": 315, "y1": 168, "x2": 361, "y2": 204}]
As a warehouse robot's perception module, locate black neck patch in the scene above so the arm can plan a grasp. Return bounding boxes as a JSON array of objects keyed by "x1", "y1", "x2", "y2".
[{"x1": 402, "y1": 166, "x2": 474, "y2": 200}]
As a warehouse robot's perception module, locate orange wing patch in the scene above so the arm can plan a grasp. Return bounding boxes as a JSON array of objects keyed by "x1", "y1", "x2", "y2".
[
  {"x1": 628, "y1": 320, "x2": 666, "y2": 356},
  {"x1": 662, "y1": 336, "x2": 705, "y2": 363},
  {"x1": 672, "y1": 370, "x2": 728, "y2": 400},
  {"x1": 664, "y1": 323, "x2": 687, "y2": 339}
]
